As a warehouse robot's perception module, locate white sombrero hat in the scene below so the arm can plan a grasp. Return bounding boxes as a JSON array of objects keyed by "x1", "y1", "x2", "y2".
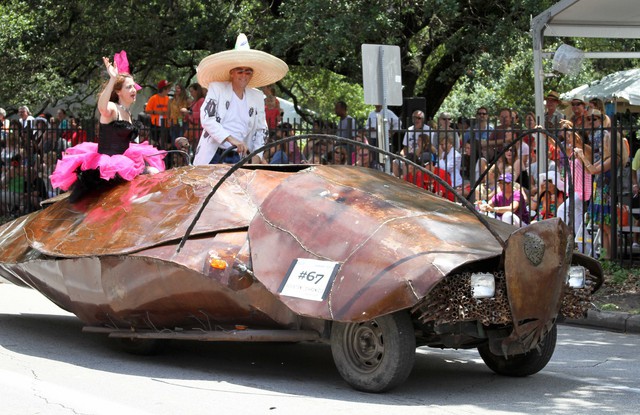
[{"x1": 197, "y1": 33, "x2": 288, "y2": 88}]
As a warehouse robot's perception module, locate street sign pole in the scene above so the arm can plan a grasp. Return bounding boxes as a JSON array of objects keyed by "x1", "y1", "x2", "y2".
[
  {"x1": 362, "y1": 44, "x2": 402, "y2": 174},
  {"x1": 378, "y1": 46, "x2": 391, "y2": 173}
]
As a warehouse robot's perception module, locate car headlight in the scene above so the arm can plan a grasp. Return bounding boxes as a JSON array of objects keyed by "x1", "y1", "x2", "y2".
[
  {"x1": 567, "y1": 266, "x2": 586, "y2": 288},
  {"x1": 471, "y1": 272, "x2": 495, "y2": 298}
]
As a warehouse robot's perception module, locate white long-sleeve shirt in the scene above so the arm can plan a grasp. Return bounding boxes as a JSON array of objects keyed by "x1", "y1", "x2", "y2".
[
  {"x1": 194, "y1": 81, "x2": 266, "y2": 165},
  {"x1": 439, "y1": 147, "x2": 463, "y2": 188}
]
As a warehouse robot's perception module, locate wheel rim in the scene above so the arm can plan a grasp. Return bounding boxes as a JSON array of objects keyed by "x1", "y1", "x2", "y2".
[{"x1": 342, "y1": 320, "x2": 385, "y2": 373}]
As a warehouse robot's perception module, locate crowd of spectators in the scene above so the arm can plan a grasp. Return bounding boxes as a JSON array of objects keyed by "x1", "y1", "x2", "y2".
[
  {"x1": 259, "y1": 92, "x2": 639, "y2": 260},
  {"x1": 0, "y1": 105, "x2": 90, "y2": 217}
]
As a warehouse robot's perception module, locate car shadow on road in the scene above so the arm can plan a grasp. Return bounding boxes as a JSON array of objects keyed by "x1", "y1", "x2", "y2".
[{"x1": 2, "y1": 311, "x2": 631, "y2": 413}]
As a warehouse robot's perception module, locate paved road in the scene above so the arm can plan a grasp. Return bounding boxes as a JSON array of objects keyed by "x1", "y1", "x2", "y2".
[{"x1": 1, "y1": 283, "x2": 639, "y2": 415}]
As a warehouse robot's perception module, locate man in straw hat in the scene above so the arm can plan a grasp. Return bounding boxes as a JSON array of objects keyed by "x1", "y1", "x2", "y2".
[
  {"x1": 544, "y1": 90, "x2": 565, "y2": 129},
  {"x1": 193, "y1": 33, "x2": 288, "y2": 165}
]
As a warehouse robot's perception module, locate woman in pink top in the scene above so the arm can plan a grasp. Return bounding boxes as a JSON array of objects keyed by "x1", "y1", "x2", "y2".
[{"x1": 557, "y1": 120, "x2": 592, "y2": 242}]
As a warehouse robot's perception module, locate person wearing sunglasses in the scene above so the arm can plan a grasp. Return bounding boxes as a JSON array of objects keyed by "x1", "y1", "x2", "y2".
[
  {"x1": 464, "y1": 106, "x2": 493, "y2": 145},
  {"x1": 569, "y1": 95, "x2": 588, "y2": 129},
  {"x1": 193, "y1": 33, "x2": 288, "y2": 165},
  {"x1": 400, "y1": 110, "x2": 433, "y2": 157}
]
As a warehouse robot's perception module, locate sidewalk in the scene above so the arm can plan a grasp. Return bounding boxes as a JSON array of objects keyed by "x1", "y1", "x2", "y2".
[{"x1": 564, "y1": 309, "x2": 640, "y2": 334}]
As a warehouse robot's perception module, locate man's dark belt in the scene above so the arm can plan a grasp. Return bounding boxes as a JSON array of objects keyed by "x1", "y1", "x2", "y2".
[
  {"x1": 216, "y1": 147, "x2": 238, "y2": 157},
  {"x1": 210, "y1": 146, "x2": 240, "y2": 164}
]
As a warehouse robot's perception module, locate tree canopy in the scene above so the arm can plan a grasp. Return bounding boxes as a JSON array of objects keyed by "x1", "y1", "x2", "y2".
[{"x1": 1, "y1": 0, "x2": 639, "y2": 122}]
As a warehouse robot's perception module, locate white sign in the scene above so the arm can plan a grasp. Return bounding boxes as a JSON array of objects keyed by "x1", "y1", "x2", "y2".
[
  {"x1": 279, "y1": 258, "x2": 340, "y2": 301},
  {"x1": 362, "y1": 44, "x2": 403, "y2": 106}
]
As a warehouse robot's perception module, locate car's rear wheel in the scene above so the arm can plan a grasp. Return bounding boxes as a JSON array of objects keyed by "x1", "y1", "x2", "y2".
[
  {"x1": 477, "y1": 324, "x2": 557, "y2": 377},
  {"x1": 330, "y1": 311, "x2": 416, "y2": 392}
]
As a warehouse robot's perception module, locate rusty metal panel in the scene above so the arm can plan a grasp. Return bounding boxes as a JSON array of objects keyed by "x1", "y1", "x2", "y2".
[
  {"x1": 1, "y1": 226, "x2": 301, "y2": 329},
  {"x1": 249, "y1": 166, "x2": 513, "y2": 322},
  {"x1": 502, "y1": 217, "x2": 573, "y2": 354},
  {"x1": 0, "y1": 215, "x2": 35, "y2": 264},
  {"x1": 21, "y1": 166, "x2": 290, "y2": 258}
]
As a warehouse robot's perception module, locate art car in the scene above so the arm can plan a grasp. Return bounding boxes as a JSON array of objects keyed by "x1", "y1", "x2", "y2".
[{"x1": 0, "y1": 150, "x2": 602, "y2": 392}]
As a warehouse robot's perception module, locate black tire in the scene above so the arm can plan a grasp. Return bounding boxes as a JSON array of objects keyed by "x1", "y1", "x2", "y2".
[
  {"x1": 478, "y1": 324, "x2": 557, "y2": 377},
  {"x1": 117, "y1": 338, "x2": 165, "y2": 356},
  {"x1": 330, "y1": 311, "x2": 416, "y2": 393}
]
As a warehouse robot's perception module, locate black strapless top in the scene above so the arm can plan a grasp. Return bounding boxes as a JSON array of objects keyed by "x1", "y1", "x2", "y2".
[{"x1": 98, "y1": 120, "x2": 139, "y2": 155}]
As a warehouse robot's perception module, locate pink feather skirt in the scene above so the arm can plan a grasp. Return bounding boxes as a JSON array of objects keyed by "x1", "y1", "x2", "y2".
[{"x1": 50, "y1": 142, "x2": 166, "y2": 191}]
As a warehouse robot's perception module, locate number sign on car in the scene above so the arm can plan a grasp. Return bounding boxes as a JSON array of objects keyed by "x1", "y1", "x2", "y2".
[{"x1": 279, "y1": 258, "x2": 340, "y2": 301}]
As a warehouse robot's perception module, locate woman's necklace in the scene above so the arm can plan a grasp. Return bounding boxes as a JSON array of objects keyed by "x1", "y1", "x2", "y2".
[{"x1": 117, "y1": 104, "x2": 131, "y2": 120}]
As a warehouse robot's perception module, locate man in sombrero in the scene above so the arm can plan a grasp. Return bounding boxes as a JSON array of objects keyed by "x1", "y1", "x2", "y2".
[{"x1": 193, "y1": 33, "x2": 288, "y2": 165}]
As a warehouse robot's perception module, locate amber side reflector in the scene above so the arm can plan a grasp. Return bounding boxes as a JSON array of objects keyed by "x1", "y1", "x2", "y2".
[{"x1": 209, "y1": 256, "x2": 228, "y2": 270}]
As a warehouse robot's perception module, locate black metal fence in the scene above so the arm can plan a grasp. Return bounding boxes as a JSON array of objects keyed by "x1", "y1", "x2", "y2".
[{"x1": 1, "y1": 114, "x2": 638, "y2": 265}]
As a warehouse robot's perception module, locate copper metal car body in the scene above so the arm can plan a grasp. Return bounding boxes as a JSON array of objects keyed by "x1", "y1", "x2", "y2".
[{"x1": 0, "y1": 151, "x2": 602, "y2": 392}]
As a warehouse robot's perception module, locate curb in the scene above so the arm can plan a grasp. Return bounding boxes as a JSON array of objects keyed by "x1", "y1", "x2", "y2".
[{"x1": 563, "y1": 310, "x2": 640, "y2": 334}]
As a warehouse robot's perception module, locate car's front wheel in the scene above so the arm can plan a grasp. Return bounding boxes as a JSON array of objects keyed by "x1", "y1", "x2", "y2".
[
  {"x1": 330, "y1": 311, "x2": 416, "y2": 393},
  {"x1": 477, "y1": 324, "x2": 557, "y2": 377}
]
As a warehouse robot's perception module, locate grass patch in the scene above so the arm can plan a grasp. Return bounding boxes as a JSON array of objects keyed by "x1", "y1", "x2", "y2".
[{"x1": 600, "y1": 260, "x2": 640, "y2": 286}]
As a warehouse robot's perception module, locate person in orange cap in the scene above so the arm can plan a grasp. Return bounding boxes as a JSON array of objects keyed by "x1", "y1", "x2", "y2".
[{"x1": 145, "y1": 79, "x2": 172, "y2": 149}]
